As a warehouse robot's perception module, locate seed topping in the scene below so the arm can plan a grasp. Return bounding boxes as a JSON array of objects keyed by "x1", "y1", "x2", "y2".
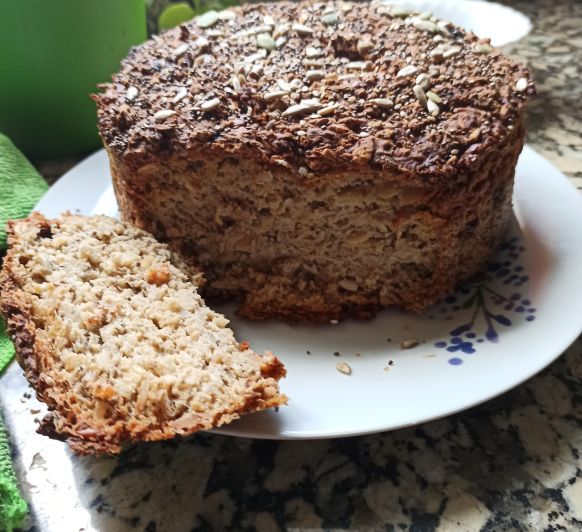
[
  {"x1": 126, "y1": 86, "x2": 138, "y2": 101},
  {"x1": 172, "y1": 87, "x2": 188, "y2": 103},
  {"x1": 101, "y1": 0, "x2": 534, "y2": 183},
  {"x1": 370, "y1": 98, "x2": 394, "y2": 109},
  {"x1": 281, "y1": 99, "x2": 322, "y2": 117},
  {"x1": 172, "y1": 43, "x2": 189, "y2": 57},
  {"x1": 515, "y1": 78, "x2": 528, "y2": 91},
  {"x1": 200, "y1": 98, "x2": 220, "y2": 111},
  {"x1": 196, "y1": 10, "x2": 219, "y2": 28},
  {"x1": 321, "y1": 12, "x2": 339, "y2": 25},
  {"x1": 292, "y1": 23, "x2": 314, "y2": 36},
  {"x1": 257, "y1": 33, "x2": 276, "y2": 51},
  {"x1": 426, "y1": 91, "x2": 442, "y2": 103},
  {"x1": 397, "y1": 65, "x2": 418, "y2": 77},
  {"x1": 154, "y1": 109, "x2": 176, "y2": 121},
  {"x1": 427, "y1": 99, "x2": 440, "y2": 115}
]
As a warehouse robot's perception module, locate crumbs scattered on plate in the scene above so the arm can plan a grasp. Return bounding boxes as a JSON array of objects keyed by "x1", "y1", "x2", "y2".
[
  {"x1": 336, "y1": 362, "x2": 352, "y2": 375},
  {"x1": 400, "y1": 338, "x2": 419, "y2": 349}
]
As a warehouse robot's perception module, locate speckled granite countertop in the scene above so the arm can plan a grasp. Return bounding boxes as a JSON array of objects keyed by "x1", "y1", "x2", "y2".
[{"x1": 3, "y1": 1, "x2": 582, "y2": 530}]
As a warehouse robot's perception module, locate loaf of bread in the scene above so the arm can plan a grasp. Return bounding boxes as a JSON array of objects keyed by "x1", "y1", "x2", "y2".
[
  {"x1": 0, "y1": 213, "x2": 286, "y2": 455},
  {"x1": 94, "y1": 0, "x2": 534, "y2": 322}
]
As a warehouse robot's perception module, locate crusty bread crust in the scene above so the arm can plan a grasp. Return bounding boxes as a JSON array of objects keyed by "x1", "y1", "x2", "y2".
[{"x1": 0, "y1": 213, "x2": 286, "y2": 455}]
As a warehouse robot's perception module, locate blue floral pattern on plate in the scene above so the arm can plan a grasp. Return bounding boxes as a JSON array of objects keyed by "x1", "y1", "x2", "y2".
[{"x1": 432, "y1": 236, "x2": 536, "y2": 365}]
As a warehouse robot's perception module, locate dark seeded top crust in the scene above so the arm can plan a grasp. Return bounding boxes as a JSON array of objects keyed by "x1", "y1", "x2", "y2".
[{"x1": 94, "y1": 0, "x2": 534, "y2": 182}]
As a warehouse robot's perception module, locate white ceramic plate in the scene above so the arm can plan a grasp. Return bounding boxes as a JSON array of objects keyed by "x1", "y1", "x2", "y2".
[
  {"x1": 383, "y1": 0, "x2": 531, "y2": 46},
  {"x1": 33, "y1": 146, "x2": 582, "y2": 439}
]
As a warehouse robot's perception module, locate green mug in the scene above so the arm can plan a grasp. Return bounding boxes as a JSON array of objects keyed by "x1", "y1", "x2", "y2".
[{"x1": 0, "y1": 0, "x2": 147, "y2": 159}]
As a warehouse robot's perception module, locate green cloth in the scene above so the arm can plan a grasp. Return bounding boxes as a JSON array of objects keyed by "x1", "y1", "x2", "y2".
[
  {"x1": 0, "y1": 416, "x2": 28, "y2": 532},
  {"x1": 0, "y1": 132, "x2": 48, "y2": 531}
]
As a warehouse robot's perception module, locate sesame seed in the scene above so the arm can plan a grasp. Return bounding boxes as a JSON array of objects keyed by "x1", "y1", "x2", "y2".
[
  {"x1": 321, "y1": 12, "x2": 339, "y2": 25},
  {"x1": 238, "y1": 25, "x2": 273, "y2": 37},
  {"x1": 303, "y1": 59, "x2": 324, "y2": 67},
  {"x1": 196, "y1": 10, "x2": 219, "y2": 28},
  {"x1": 298, "y1": 166, "x2": 309, "y2": 175},
  {"x1": 281, "y1": 99, "x2": 322, "y2": 117},
  {"x1": 515, "y1": 78, "x2": 528, "y2": 91},
  {"x1": 264, "y1": 90, "x2": 288, "y2": 102},
  {"x1": 412, "y1": 19, "x2": 438, "y2": 33},
  {"x1": 346, "y1": 61, "x2": 371, "y2": 70},
  {"x1": 397, "y1": 65, "x2": 418, "y2": 77},
  {"x1": 427, "y1": 99, "x2": 440, "y2": 115},
  {"x1": 172, "y1": 87, "x2": 188, "y2": 103},
  {"x1": 390, "y1": 7, "x2": 411, "y2": 17},
  {"x1": 257, "y1": 33, "x2": 276, "y2": 51},
  {"x1": 245, "y1": 50, "x2": 267, "y2": 63},
  {"x1": 305, "y1": 46, "x2": 323, "y2": 58},
  {"x1": 172, "y1": 43, "x2": 189, "y2": 57},
  {"x1": 194, "y1": 36, "x2": 210, "y2": 48},
  {"x1": 306, "y1": 69, "x2": 325, "y2": 82},
  {"x1": 277, "y1": 79, "x2": 292, "y2": 92},
  {"x1": 370, "y1": 98, "x2": 394, "y2": 109},
  {"x1": 126, "y1": 86, "x2": 138, "y2": 101},
  {"x1": 336, "y1": 362, "x2": 352, "y2": 375},
  {"x1": 275, "y1": 36, "x2": 288, "y2": 48},
  {"x1": 263, "y1": 15, "x2": 275, "y2": 26},
  {"x1": 200, "y1": 98, "x2": 220, "y2": 111},
  {"x1": 442, "y1": 46, "x2": 461, "y2": 58},
  {"x1": 154, "y1": 109, "x2": 176, "y2": 121},
  {"x1": 273, "y1": 23, "x2": 290, "y2": 39},
  {"x1": 232, "y1": 76, "x2": 242, "y2": 93},
  {"x1": 436, "y1": 20, "x2": 450, "y2": 34},
  {"x1": 292, "y1": 23, "x2": 314, "y2": 36},
  {"x1": 317, "y1": 103, "x2": 339, "y2": 115},
  {"x1": 400, "y1": 338, "x2": 419, "y2": 349},
  {"x1": 330, "y1": 319, "x2": 339, "y2": 325},
  {"x1": 217, "y1": 10, "x2": 236, "y2": 21}
]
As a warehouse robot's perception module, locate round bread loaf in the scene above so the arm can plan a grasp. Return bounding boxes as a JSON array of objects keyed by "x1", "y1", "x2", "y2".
[{"x1": 95, "y1": 0, "x2": 534, "y2": 322}]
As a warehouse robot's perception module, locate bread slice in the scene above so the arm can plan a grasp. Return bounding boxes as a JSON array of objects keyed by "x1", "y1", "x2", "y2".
[{"x1": 0, "y1": 213, "x2": 286, "y2": 455}]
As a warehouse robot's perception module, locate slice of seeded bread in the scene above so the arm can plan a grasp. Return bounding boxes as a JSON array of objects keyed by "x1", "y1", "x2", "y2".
[{"x1": 0, "y1": 213, "x2": 286, "y2": 455}]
